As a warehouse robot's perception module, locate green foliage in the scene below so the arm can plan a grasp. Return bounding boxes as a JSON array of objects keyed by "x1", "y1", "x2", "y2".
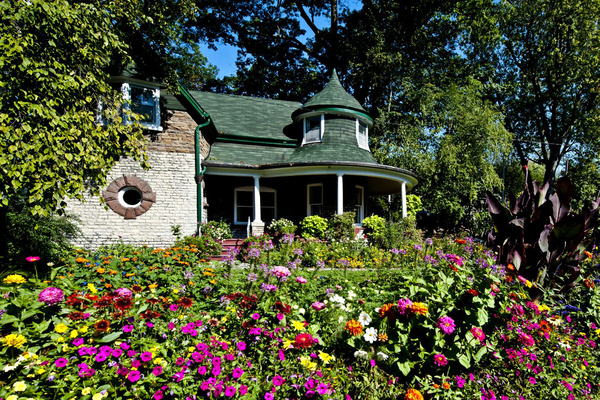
[
  {"x1": 381, "y1": 217, "x2": 423, "y2": 250},
  {"x1": 362, "y1": 215, "x2": 386, "y2": 245},
  {"x1": 486, "y1": 174, "x2": 599, "y2": 293},
  {"x1": 405, "y1": 194, "x2": 422, "y2": 218},
  {"x1": 327, "y1": 212, "x2": 356, "y2": 241},
  {"x1": 200, "y1": 220, "x2": 232, "y2": 241},
  {"x1": 0, "y1": 0, "x2": 148, "y2": 216},
  {"x1": 300, "y1": 215, "x2": 328, "y2": 240},
  {"x1": 2, "y1": 206, "x2": 80, "y2": 272},
  {"x1": 175, "y1": 234, "x2": 222, "y2": 258},
  {"x1": 267, "y1": 218, "x2": 297, "y2": 236}
]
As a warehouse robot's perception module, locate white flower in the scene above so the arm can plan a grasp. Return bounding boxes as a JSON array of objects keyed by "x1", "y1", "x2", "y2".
[
  {"x1": 348, "y1": 290, "x2": 357, "y2": 300},
  {"x1": 358, "y1": 312, "x2": 372, "y2": 326},
  {"x1": 376, "y1": 352, "x2": 389, "y2": 361},
  {"x1": 292, "y1": 304, "x2": 299, "y2": 310},
  {"x1": 299, "y1": 308, "x2": 305, "y2": 315},
  {"x1": 354, "y1": 350, "x2": 369, "y2": 360},
  {"x1": 3, "y1": 363, "x2": 18, "y2": 372},
  {"x1": 364, "y1": 327, "x2": 378, "y2": 344},
  {"x1": 338, "y1": 316, "x2": 346, "y2": 324},
  {"x1": 330, "y1": 294, "x2": 346, "y2": 305}
]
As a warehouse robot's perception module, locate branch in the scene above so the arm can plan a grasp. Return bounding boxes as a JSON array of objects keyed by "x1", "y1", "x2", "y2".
[{"x1": 294, "y1": 0, "x2": 320, "y2": 36}]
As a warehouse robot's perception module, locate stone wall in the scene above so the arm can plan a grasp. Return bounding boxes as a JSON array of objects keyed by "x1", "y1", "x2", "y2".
[
  {"x1": 66, "y1": 110, "x2": 210, "y2": 250},
  {"x1": 66, "y1": 152, "x2": 200, "y2": 249}
]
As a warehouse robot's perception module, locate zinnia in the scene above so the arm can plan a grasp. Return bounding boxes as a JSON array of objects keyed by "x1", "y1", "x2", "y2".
[
  {"x1": 345, "y1": 319, "x2": 363, "y2": 336},
  {"x1": 2, "y1": 333, "x2": 27, "y2": 348},
  {"x1": 404, "y1": 389, "x2": 424, "y2": 400},
  {"x1": 471, "y1": 327, "x2": 485, "y2": 342},
  {"x1": 436, "y1": 316, "x2": 456, "y2": 335},
  {"x1": 433, "y1": 353, "x2": 448, "y2": 367},
  {"x1": 411, "y1": 302, "x2": 428, "y2": 315},
  {"x1": 3, "y1": 274, "x2": 26, "y2": 284},
  {"x1": 294, "y1": 333, "x2": 316, "y2": 349}
]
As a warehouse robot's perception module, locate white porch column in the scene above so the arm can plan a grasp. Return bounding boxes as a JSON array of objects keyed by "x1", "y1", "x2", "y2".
[
  {"x1": 252, "y1": 175, "x2": 264, "y2": 235},
  {"x1": 401, "y1": 181, "x2": 407, "y2": 219},
  {"x1": 336, "y1": 173, "x2": 344, "y2": 215}
]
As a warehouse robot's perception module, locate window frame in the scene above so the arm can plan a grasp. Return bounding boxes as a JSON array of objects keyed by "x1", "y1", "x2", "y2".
[
  {"x1": 307, "y1": 183, "x2": 324, "y2": 216},
  {"x1": 356, "y1": 119, "x2": 369, "y2": 150},
  {"x1": 120, "y1": 82, "x2": 162, "y2": 131},
  {"x1": 355, "y1": 185, "x2": 365, "y2": 225},
  {"x1": 233, "y1": 186, "x2": 277, "y2": 225},
  {"x1": 302, "y1": 114, "x2": 325, "y2": 145}
]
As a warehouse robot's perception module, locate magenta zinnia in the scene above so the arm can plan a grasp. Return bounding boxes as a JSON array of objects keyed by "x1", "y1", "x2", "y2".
[
  {"x1": 436, "y1": 316, "x2": 456, "y2": 335},
  {"x1": 294, "y1": 333, "x2": 316, "y2": 349},
  {"x1": 38, "y1": 287, "x2": 64, "y2": 306},
  {"x1": 471, "y1": 327, "x2": 485, "y2": 342},
  {"x1": 433, "y1": 353, "x2": 448, "y2": 367}
]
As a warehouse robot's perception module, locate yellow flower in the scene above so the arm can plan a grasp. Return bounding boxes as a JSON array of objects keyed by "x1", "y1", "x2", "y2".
[
  {"x1": 70, "y1": 330, "x2": 78, "y2": 338},
  {"x1": 2, "y1": 333, "x2": 27, "y2": 348},
  {"x1": 79, "y1": 326, "x2": 89, "y2": 334},
  {"x1": 87, "y1": 283, "x2": 97, "y2": 293},
  {"x1": 82, "y1": 388, "x2": 92, "y2": 395},
  {"x1": 538, "y1": 304, "x2": 551, "y2": 312},
  {"x1": 172, "y1": 288, "x2": 179, "y2": 294},
  {"x1": 3, "y1": 274, "x2": 26, "y2": 284},
  {"x1": 318, "y1": 352, "x2": 334, "y2": 364},
  {"x1": 292, "y1": 320, "x2": 306, "y2": 331},
  {"x1": 13, "y1": 380, "x2": 27, "y2": 391},
  {"x1": 300, "y1": 356, "x2": 317, "y2": 371},
  {"x1": 55, "y1": 323, "x2": 68, "y2": 333},
  {"x1": 57, "y1": 337, "x2": 65, "y2": 343},
  {"x1": 148, "y1": 284, "x2": 158, "y2": 289},
  {"x1": 7, "y1": 395, "x2": 18, "y2": 400},
  {"x1": 37, "y1": 368, "x2": 45, "y2": 374},
  {"x1": 283, "y1": 339, "x2": 293, "y2": 348},
  {"x1": 62, "y1": 345, "x2": 69, "y2": 352},
  {"x1": 92, "y1": 393, "x2": 104, "y2": 400},
  {"x1": 411, "y1": 302, "x2": 428, "y2": 316},
  {"x1": 524, "y1": 280, "x2": 532, "y2": 288}
]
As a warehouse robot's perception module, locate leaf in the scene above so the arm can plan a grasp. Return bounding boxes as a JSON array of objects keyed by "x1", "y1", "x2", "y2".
[
  {"x1": 473, "y1": 346, "x2": 487, "y2": 363},
  {"x1": 0, "y1": 314, "x2": 18, "y2": 325},
  {"x1": 477, "y1": 307, "x2": 488, "y2": 326},
  {"x1": 97, "y1": 332, "x2": 123, "y2": 343},
  {"x1": 397, "y1": 361, "x2": 411, "y2": 376},
  {"x1": 458, "y1": 352, "x2": 471, "y2": 368}
]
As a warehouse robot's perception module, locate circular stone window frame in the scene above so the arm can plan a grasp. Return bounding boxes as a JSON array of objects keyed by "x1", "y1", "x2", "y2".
[{"x1": 103, "y1": 175, "x2": 156, "y2": 219}]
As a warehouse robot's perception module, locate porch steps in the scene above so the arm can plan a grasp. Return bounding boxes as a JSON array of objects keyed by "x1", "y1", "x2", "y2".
[{"x1": 209, "y1": 238, "x2": 245, "y2": 262}]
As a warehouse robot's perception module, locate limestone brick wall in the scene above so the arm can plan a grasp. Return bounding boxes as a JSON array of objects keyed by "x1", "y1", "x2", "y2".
[
  {"x1": 66, "y1": 151, "x2": 199, "y2": 250},
  {"x1": 146, "y1": 110, "x2": 211, "y2": 157}
]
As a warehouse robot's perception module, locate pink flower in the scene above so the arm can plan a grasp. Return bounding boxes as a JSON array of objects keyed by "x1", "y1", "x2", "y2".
[
  {"x1": 123, "y1": 325, "x2": 134, "y2": 333},
  {"x1": 311, "y1": 301, "x2": 326, "y2": 311},
  {"x1": 436, "y1": 316, "x2": 456, "y2": 335},
  {"x1": 237, "y1": 342, "x2": 247, "y2": 351},
  {"x1": 141, "y1": 352, "x2": 153, "y2": 362},
  {"x1": 433, "y1": 353, "x2": 448, "y2": 367},
  {"x1": 296, "y1": 276, "x2": 307, "y2": 284},
  {"x1": 26, "y1": 256, "x2": 40, "y2": 262},
  {"x1": 239, "y1": 385, "x2": 248, "y2": 395},
  {"x1": 232, "y1": 368, "x2": 244, "y2": 379},
  {"x1": 55, "y1": 358, "x2": 68, "y2": 368},
  {"x1": 128, "y1": 370, "x2": 141, "y2": 382},
  {"x1": 317, "y1": 383, "x2": 329, "y2": 395},
  {"x1": 152, "y1": 366, "x2": 163, "y2": 376},
  {"x1": 225, "y1": 386, "x2": 236, "y2": 397},
  {"x1": 170, "y1": 304, "x2": 178, "y2": 311},
  {"x1": 471, "y1": 327, "x2": 485, "y2": 342},
  {"x1": 265, "y1": 393, "x2": 274, "y2": 400},
  {"x1": 397, "y1": 298, "x2": 413, "y2": 315},
  {"x1": 38, "y1": 287, "x2": 64, "y2": 306},
  {"x1": 273, "y1": 375, "x2": 285, "y2": 386}
]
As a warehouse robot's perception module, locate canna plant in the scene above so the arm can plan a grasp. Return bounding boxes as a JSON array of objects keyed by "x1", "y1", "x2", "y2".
[{"x1": 486, "y1": 168, "x2": 599, "y2": 295}]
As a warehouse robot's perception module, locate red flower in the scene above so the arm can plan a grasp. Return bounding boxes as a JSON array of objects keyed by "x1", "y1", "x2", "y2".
[
  {"x1": 94, "y1": 319, "x2": 110, "y2": 332},
  {"x1": 294, "y1": 333, "x2": 316, "y2": 349},
  {"x1": 274, "y1": 301, "x2": 291, "y2": 314},
  {"x1": 114, "y1": 297, "x2": 133, "y2": 311},
  {"x1": 177, "y1": 297, "x2": 193, "y2": 308}
]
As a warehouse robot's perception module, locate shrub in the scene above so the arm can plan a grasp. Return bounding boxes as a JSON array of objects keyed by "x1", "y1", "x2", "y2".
[
  {"x1": 200, "y1": 220, "x2": 232, "y2": 241},
  {"x1": 175, "y1": 234, "x2": 222, "y2": 258},
  {"x1": 362, "y1": 215, "x2": 386, "y2": 245},
  {"x1": 381, "y1": 216, "x2": 423, "y2": 250},
  {"x1": 327, "y1": 212, "x2": 356, "y2": 241},
  {"x1": 267, "y1": 218, "x2": 297, "y2": 236},
  {"x1": 300, "y1": 215, "x2": 328, "y2": 239}
]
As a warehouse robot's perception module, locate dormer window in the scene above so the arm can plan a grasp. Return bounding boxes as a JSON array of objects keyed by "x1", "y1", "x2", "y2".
[
  {"x1": 356, "y1": 119, "x2": 369, "y2": 150},
  {"x1": 121, "y1": 83, "x2": 162, "y2": 131},
  {"x1": 303, "y1": 114, "x2": 324, "y2": 144}
]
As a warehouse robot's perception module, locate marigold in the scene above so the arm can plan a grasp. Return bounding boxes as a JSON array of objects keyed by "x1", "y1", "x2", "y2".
[
  {"x1": 345, "y1": 319, "x2": 363, "y2": 336},
  {"x1": 584, "y1": 278, "x2": 595, "y2": 289},
  {"x1": 3, "y1": 274, "x2": 26, "y2": 284},
  {"x1": 96, "y1": 268, "x2": 105, "y2": 274},
  {"x1": 379, "y1": 303, "x2": 396, "y2": 318},
  {"x1": 75, "y1": 257, "x2": 88, "y2": 263},
  {"x1": 411, "y1": 302, "x2": 428, "y2": 315},
  {"x1": 442, "y1": 382, "x2": 450, "y2": 389},
  {"x1": 378, "y1": 333, "x2": 388, "y2": 342},
  {"x1": 404, "y1": 389, "x2": 424, "y2": 400},
  {"x1": 2, "y1": 333, "x2": 27, "y2": 348}
]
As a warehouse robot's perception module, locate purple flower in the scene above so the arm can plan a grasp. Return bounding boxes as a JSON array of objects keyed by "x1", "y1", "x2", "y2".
[
  {"x1": 311, "y1": 301, "x2": 326, "y2": 311},
  {"x1": 55, "y1": 357, "x2": 68, "y2": 368},
  {"x1": 123, "y1": 325, "x2": 134, "y2": 333},
  {"x1": 436, "y1": 316, "x2": 456, "y2": 335},
  {"x1": 38, "y1": 287, "x2": 64, "y2": 306},
  {"x1": 317, "y1": 383, "x2": 329, "y2": 395},
  {"x1": 232, "y1": 367, "x2": 245, "y2": 379},
  {"x1": 260, "y1": 283, "x2": 277, "y2": 292},
  {"x1": 141, "y1": 352, "x2": 153, "y2": 362},
  {"x1": 296, "y1": 276, "x2": 307, "y2": 284},
  {"x1": 225, "y1": 386, "x2": 236, "y2": 397},
  {"x1": 273, "y1": 375, "x2": 285, "y2": 386},
  {"x1": 248, "y1": 248, "x2": 261, "y2": 259},
  {"x1": 237, "y1": 342, "x2": 247, "y2": 351},
  {"x1": 152, "y1": 366, "x2": 163, "y2": 376},
  {"x1": 128, "y1": 370, "x2": 141, "y2": 382}
]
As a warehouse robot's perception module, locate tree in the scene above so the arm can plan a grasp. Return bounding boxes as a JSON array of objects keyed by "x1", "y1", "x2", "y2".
[
  {"x1": 0, "y1": 0, "x2": 148, "y2": 217},
  {"x1": 464, "y1": 0, "x2": 600, "y2": 185}
]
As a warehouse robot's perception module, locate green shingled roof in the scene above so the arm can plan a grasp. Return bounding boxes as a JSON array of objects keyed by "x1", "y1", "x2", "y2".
[{"x1": 300, "y1": 70, "x2": 366, "y2": 114}]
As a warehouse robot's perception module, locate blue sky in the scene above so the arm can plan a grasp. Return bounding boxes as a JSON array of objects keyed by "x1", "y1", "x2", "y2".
[{"x1": 200, "y1": 0, "x2": 362, "y2": 78}]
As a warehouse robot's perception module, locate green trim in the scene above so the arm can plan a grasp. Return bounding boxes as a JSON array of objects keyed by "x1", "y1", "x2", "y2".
[
  {"x1": 178, "y1": 83, "x2": 209, "y2": 119},
  {"x1": 216, "y1": 133, "x2": 297, "y2": 147},
  {"x1": 312, "y1": 107, "x2": 373, "y2": 123}
]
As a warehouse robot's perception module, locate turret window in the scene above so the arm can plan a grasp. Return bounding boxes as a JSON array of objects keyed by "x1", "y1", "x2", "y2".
[
  {"x1": 303, "y1": 115, "x2": 324, "y2": 144},
  {"x1": 357, "y1": 120, "x2": 369, "y2": 150}
]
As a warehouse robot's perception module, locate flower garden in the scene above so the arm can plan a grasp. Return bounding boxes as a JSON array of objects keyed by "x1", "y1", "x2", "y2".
[{"x1": 0, "y1": 226, "x2": 599, "y2": 400}]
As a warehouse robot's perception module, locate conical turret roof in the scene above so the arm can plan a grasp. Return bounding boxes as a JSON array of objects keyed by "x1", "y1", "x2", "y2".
[{"x1": 293, "y1": 70, "x2": 369, "y2": 121}]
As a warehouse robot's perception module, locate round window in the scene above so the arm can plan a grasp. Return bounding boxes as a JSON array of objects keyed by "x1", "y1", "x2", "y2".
[{"x1": 119, "y1": 187, "x2": 143, "y2": 208}]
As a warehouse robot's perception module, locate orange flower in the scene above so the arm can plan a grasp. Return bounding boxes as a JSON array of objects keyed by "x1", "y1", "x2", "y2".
[
  {"x1": 433, "y1": 384, "x2": 440, "y2": 389},
  {"x1": 584, "y1": 278, "x2": 595, "y2": 289},
  {"x1": 75, "y1": 257, "x2": 89, "y2": 263},
  {"x1": 131, "y1": 284, "x2": 144, "y2": 293},
  {"x1": 96, "y1": 268, "x2": 105, "y2": 274},
  {"x1": 507, "y1": 263, "x2": 515, "y2": 271},
  {"x1": 345, "y1": 319, "x2": 363, "y2": 336},
  {"x1": 411, "y1": 302, "x2": 428, "y2": 315},
  {"x1": 584, "y1": 251, "x2": 593, "y2": 259},
  {"x1": 468, "y1": 289, "x2": 480, "y2": 296},
  {"x1": 109, "y1": 270, "x2": 118, "y2": 275},
  {"x1": 442, "y1": 382, "x2": 450, "y2": 389},
  {"x1": 455, "y1": 238, "x2": 467, "y2": 244},
  {"x1": 377, "y1": 333, "x2": 388, "y2": 342},
  {"x1": 209, "y1": 280, "x2": 216, "y2": 284},
  {"x1": 404, "y1": 389, "x2": 424, "y2": 400},
  {"x1": 148, "y1": 284, "x2": 158, "y2": 290},
  {"x1": 105, "y1": 284, "x2": 113, "y2": 288},
  {"x1": 125, "y1": 273, "x2": 135, "y2": 277},
  {"x1": 379, "y1": 303, "x2": 395, "y2": 318}
]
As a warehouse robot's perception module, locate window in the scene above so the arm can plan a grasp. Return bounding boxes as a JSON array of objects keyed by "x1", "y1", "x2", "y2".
[
  {"x1": 356, "y1": 119, "x2": 369, "y2": 150},
  {"x1": 303, "y1": 115, "x2": 324, "y2": 144},
  {"x1": 121, "y1": 83, "x2": 162, "y2": 131},
  {"x1": 234, "y1": 187, "x2": 277, "y2": 224},
  {"x1": 355, "y1": 185, "x2": 364, "y2": 224},
  {"x1": 307, "y1": 184, "x2": 323, "y2": 216}
]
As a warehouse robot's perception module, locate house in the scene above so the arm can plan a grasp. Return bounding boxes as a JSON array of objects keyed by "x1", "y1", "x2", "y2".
[{"x1": 66, "y1": 71, "x2": 417, "y2": 248}]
